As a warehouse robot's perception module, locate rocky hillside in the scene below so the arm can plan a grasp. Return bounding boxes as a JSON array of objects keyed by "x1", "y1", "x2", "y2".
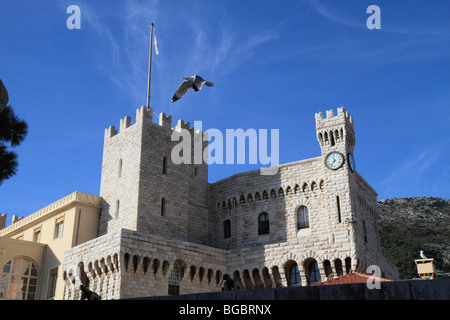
[{"x1": 377, "y1": 197, "x2": 450, "y2": 279}]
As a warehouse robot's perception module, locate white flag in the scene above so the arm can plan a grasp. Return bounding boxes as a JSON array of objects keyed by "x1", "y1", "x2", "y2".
[{"x1": 154, "y1": 31, "x2": 159, "y2": 55}]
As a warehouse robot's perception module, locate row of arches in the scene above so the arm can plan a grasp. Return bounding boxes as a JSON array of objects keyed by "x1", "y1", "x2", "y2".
[
  {"x1": 123, "y1": 253, "x2": 224, "y2": 287},
  {"x1": 217, "y1": 180, "x2": 324, "y2": 211},
  {"x1": 120, "y1": 254, "x2": 355, "y2": 290},
  {"x1": 318, "y1": 128, "x2": 344, "y2": 147},
  {"x1": 231, "y1": 257, "x2": 354, "y2": 290},
  {"x1": 63, "y1": 251, "x2": 359, "y2": 299}
]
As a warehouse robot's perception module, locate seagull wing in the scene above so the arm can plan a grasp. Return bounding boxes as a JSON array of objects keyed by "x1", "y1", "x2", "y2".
[
  {"x1": 193, "y1": 76, "x2": 205, "y2": 92},
  {"x1": 172, "y1": 79, "x2": 193, "y2": 102},
  {"x1": 193, "y1": 75, "x2": 214, "y2": 91}
]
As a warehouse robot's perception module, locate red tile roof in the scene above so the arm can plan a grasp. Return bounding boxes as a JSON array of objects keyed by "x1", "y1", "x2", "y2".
[{"x1": 312, "y1": 272, "x2": 393, "y2": 286}]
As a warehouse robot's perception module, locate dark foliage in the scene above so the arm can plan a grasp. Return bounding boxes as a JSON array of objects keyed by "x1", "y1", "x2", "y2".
[
  {"x1": 378, "y1": 197, "x2": 450, "y2": 279},
  {"x1": 0, "y1": 105, "x2": 28, "y2": 185}
]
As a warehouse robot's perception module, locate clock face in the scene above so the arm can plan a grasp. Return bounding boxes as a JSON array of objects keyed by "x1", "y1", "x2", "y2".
[
  {"x1": 325, "y1": 152, "x2": 344, "y2": 170},
  {"x1": 348, "y1": 153, "x2": 355, "y2": 172}
]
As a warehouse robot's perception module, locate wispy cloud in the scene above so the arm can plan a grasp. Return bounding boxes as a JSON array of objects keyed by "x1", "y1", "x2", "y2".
[
  {"x1": 305, "y1": 0, "x2": 362, "y2": 29},
  {"x1": 305, "y1": 0, "x2": 450, "y2": 37},
  {"x1": 74, "y1": 0, "x2": 280, "y2": 113},
  {"x1": 379, "y1": 146, "x2": 443, "y2": 197}
]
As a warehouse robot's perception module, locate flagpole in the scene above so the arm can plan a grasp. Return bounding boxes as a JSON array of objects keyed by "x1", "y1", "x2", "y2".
[{"x1": 146, "y1": 22, "x2": 155, "y2": 109}]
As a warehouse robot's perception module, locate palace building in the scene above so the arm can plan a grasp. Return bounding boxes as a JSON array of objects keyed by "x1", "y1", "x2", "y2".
[{"x1": 0, "y1": 106, "x2": 398, "y2": 300}]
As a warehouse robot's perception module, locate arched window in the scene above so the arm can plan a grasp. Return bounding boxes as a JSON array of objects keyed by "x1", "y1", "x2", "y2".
[
  {"x1": 305, "y1": 259, "x2": 321, "y2": 285},
  {"x1": 297, "y1": 206, "x2": 309, "y2": 229},
  {"x1": 286, "y1": 186, "x2": 292, "y2": 195},
  {"x1": 287, "y1": 262, "x2": 301, "y2": 287},
  {"x1": 345, "y1": 257, "x2": 352, "y2": 274},
  {"x1": 239, "y1": 195, "x2": 246, "y2": 204},
  {"x1": 258, "y1": 212, "x2": 270, "y2": 235},
  {"x1": 132, "y1": 255, "x2": 139, "y2": 273},
  {"x1": 270, "y1": 189, "x2": 277, "y2": 198},
  {"x1": 323, "y1": 260, "x2": 333, "y2": 278},
  {"x1": 302, "y1": 183, "x2": 309, "y2": 192},
  {"x1": 168, "y1": 262, "x2": 181, "y2": 295},
  {"x1": 1, "y1": 257, "x2": 39, "y2": 300},
  {"x1": 334, "y1": 259, "x2": 343, "y2": 277}
]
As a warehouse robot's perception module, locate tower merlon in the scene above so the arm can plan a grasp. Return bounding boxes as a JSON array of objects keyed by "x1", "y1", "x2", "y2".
[
  {"x1": 175, "y1": 119, "x2": 191, "y2": 132},
  {"x1": 315, "y1": 107, "x2": 354, "y2": 130},
  {"x1": 120, "y1": 116, "x2": 131, "y2": 131},
  {"x1": 159, "y1": 112, "x2": 172, "y2": 128},
  {"x1": 136, "y1": 105, "x2": 153, "y2": 123},
  {"x1": 0, "y1": 213, "x2": 7, "y2": 230},
  {"x1": 105, "y1": 125, "x2": 117, "y2": 138}
]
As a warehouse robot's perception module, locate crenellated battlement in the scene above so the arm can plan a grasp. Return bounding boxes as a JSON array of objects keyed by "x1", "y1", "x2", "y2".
[
  {"x1": 104, "y1": 106, "x2": 206, "y2": 140},
  {"x1": 315, "y1": 107, "x2": 355, "y2": 153},
  {"x1": 158, "y1": 112, "x2": 172, "y2": 128},
  {"x1": 315, "y1": 107, "x2": 354, "y2": 130}
]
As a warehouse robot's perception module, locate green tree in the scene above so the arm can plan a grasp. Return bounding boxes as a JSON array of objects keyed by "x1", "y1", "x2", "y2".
[{"x1": 0, "y1": 105, "x2": 28, "y2": 185}]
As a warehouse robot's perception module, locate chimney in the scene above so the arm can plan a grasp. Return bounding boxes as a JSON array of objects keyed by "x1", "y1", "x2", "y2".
[{"x1": 415, "y1": 258, "x2": 436, "y2": 279}]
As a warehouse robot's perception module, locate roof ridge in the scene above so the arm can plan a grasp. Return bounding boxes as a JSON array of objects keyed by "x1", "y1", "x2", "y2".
[{"x1": 312, "y1": 272, "x2": 393, "y2": 286}]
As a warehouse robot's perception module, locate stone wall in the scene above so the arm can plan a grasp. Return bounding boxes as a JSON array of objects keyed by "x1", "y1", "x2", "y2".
[
  {"x1": 63, "y1": 107, "x2": 398, "y2": 300},
  {"x1": 99, "y1": 106, "x2": 210, "y2": 245},
  {"x1": 63, "y1": 229, "x2": 227, "y2": 300},
  {"x1": 135, "y1": 278, "x2": 450, "y2": 300}
]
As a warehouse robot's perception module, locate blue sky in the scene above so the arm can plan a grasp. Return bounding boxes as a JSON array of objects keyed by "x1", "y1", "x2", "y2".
[{"x1": 1, "y1": 0, "x2": 449, "y2": 225}]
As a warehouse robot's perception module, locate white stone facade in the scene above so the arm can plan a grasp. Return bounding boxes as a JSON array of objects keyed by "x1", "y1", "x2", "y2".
[{"x1": 63, "y1": 106, "x2": 398, "y2": 300}]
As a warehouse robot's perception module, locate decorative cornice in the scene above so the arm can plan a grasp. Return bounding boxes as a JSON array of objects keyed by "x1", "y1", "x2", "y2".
[{"x1": 0, "y1": 191, "x2": 101, "y2": 236}]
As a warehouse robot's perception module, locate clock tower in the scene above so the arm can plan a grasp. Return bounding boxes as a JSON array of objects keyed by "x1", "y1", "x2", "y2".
[{"x1": 315, "y1": 107, "x2": 355, "y2": 172}]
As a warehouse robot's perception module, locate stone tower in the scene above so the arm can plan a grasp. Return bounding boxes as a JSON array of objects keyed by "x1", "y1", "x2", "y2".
[
  {"x1": 315, "y1": 107, "x2": 391, "y2": 275},
  {"x1": 315, "y1": 107, "x2": 356, "y2": 230},
  {"x1": 98, "y1": 106, "x2": 210, "y2": 245}
]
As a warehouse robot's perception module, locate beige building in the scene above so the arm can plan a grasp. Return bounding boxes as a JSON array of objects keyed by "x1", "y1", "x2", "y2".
[
  {"x1": 0, "y1": 106, "x2": 398, "y2": 300},
  {"x1": 0, "y1": 192, "x2": 101, "y2": 300}
]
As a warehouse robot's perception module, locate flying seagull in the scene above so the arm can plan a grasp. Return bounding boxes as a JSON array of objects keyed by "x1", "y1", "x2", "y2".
[
  {"x1": 171, "y1": 75, "x2": 214, "y2": 102},
  {"x1": 420, "y1": 250, "x2": 428, "y2": 259}
]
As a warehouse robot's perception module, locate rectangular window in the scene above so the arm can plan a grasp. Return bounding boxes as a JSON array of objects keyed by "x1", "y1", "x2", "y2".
[
  {"x1": 55, "y1": 217, "x2": 64, "y2": 239},
  {"x1": 161, "y1": 198, "x2": 165, "y2": 217},
  {"x1": 115, "y1": 200, "x2": 120, "y2": 219},
  {"x1": 223, "y1": 220, "x2": 231, "y2": 239},
  {"x1": 47, "y1": 268, "x2": 58, "y2": 299},
  {"x1": 33, "y1": 227, "x2": 41, "y2": 243},
  {"x1": 336, "y1": 196, "x2": 342, "y2": 223},
  {"x1": 162, "y1": 157, "x2": 167, "y2": 175}
]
